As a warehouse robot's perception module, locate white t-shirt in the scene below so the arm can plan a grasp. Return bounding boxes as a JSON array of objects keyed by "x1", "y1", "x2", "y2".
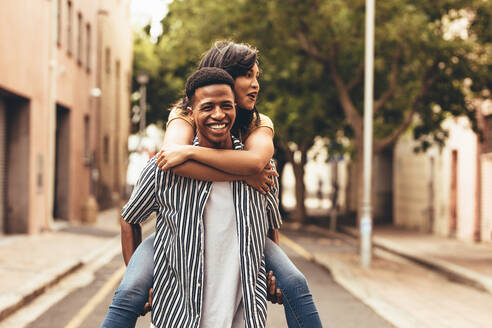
[{"x1": 200, "y1": 182, "x2": 245, "y2": 328}]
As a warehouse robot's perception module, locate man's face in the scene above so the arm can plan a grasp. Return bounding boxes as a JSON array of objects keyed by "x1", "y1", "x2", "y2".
[{"x1": 191, "y1": 84, "x2": 236, "y2": 148}]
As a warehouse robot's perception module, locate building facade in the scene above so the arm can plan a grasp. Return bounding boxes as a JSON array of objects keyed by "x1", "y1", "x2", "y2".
[
  {"x1": 393, "y1": 102, "x2": 491, "y2": 242},
  {"x1": 0, "y1": 0, "x2": 132, "y2": 234}
]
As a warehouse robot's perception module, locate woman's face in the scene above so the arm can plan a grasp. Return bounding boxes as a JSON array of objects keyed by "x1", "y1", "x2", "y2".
[{"x1": 234, "y1": 63, "x2": 260, "y2": 111}]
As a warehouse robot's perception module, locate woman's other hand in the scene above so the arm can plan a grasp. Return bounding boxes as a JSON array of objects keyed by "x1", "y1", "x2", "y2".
[
  {"x1": 267, "y1": 270, "x2": 283, "y2": 304},
  {"x1": 244, "y1": 162, "x2": 279, "y2": 194},
  {"x1": 142, "y1": 288, "x2": 153, "y2": 315},
  {"x1": 156, "y1": 145, "x2": 193, "y2": 171}
]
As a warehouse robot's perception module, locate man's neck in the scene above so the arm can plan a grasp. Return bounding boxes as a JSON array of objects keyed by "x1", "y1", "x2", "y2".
[{"x1": 196, "y1": 133, "x2": 233, "y2": 149}]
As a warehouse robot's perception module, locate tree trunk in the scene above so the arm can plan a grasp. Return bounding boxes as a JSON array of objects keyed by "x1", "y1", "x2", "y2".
[
  {"x1": 290, "y1": 145, "x2": 309, "y2": 221},
  {"x1": 353, "y1": 132, "x2": 364, "y2": 229}
]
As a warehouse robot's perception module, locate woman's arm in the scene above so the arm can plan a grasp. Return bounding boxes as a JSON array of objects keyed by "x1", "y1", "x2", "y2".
[
  {"x1": 159, "y1": 119, "x2": 276, "y2": 192},
  {"x1": 159, "y1": 126, "x2": 274, "y2": 176}
]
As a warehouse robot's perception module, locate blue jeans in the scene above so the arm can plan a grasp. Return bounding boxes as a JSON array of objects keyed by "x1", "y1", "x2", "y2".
[
  {"x1": 101, "y1": 233, "x2": 321, "y2": 328},
  {"x1": 264, "y1": 238, "x2": 322, "y2": 327},
  {"x1": 101, "y1": 233, "x2": 154, "y2": 328}
]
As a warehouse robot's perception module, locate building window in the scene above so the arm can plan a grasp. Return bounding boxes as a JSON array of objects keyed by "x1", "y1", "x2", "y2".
[
  {"x1": 67, "y1": 0, "x2": 72, "y2": 55},
  {"x1": 86, "y1": 24, "x2": 91, "y2": 72},
  {"x1": 105, "y1": 48, "x2": 111, "y2": 74},
  {"x1": 103, "y1": 135, "x2": 110, "y2": 163},
  {"x1": 77, "y1": 13, "x2": 83, "y2": 65},
  {"x1": 84, "y1": 115, "x2": 90, "y2": 164},
  {"x1": 56, "y1": 0, "x2": 62, "y2": 46}
]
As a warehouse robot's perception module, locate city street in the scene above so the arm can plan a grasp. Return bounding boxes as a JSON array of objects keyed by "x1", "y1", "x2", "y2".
[{"x1": 2, "y1": 229, "x2": 392, "y2": 328}]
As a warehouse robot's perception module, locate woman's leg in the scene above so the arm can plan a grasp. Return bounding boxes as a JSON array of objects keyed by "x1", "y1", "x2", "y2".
[
  {"x1": 101, "y1": 232, "x2": 155, "y2": 328},
  {"x1": 264, "y1": 237, "x2": 322, "y2": 328}
]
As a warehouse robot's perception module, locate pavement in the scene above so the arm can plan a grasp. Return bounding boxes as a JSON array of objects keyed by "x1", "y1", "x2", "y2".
[
  {"x1": 1, "y1": 211, "x2": 492, "y2": 327},
  {"x1": 0, "y1": 208, "x2": 143, "y2": 322},
  {"x1": 280, "y1": 224, "x2": 492, "y2": 328}
]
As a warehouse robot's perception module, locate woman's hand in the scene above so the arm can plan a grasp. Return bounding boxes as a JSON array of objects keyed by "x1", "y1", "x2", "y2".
[
  {"x1": 156, "y1": 145, "x2": 193, "y2": 171},
  {"x1": 244, "y1": 162, "x2": 279, "y2": 194},
  {"x1": 267, "y1": 270, "x2": 283, "y2": 304},
  {"x1": 142, "y1": 288, "x2": 153, "y2": 315}
]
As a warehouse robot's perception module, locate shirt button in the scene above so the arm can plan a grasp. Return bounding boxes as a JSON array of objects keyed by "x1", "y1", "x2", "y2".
[{"x1": 197, "y1": 282, "x2": 201, "y2": 287}]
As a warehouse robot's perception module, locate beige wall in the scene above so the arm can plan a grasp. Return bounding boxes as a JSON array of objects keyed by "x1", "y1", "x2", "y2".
[
  {"x1": 0, "y1": 0, "x2": 132, "y2": 233},
  {"x1": 96, "y1": 0, "x2": 132, "y2": 209}
]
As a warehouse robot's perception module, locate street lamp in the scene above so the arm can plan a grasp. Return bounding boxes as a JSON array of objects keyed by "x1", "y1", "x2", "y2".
[
  {"x1": 137, "y1": 71, "x2": 149, "y2": 135},
  {"x1": 360, "y1": 0, "x2": 375, "y2": 268}
]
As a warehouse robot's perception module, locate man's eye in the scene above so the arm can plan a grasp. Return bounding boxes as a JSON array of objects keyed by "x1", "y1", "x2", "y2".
[{"x1": 201, "y1": 106, "x2": 212, "y2": 111}]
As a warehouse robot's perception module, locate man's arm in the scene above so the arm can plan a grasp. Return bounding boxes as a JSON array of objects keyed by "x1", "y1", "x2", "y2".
[{"x1": 120, "y1": 218, "x2": 142, "y2": 265}]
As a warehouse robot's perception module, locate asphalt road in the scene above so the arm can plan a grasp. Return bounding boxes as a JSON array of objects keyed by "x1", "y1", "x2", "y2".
[{"x1": 12, "y1": 231, "x2": 392, "y2": 328}]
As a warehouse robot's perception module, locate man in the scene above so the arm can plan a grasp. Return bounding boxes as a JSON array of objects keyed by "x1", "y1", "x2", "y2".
[{"x1": 121, "y1": 67, "x2": 281, "y2": 328}]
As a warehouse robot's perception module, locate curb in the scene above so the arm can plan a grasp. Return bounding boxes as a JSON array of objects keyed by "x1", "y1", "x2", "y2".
[
  {"x1": 0, "y1": 219, "x2": 155, "y2": 322},
  {"x1": 339, "y1": 226, "x2": 492, "y2": 295}
]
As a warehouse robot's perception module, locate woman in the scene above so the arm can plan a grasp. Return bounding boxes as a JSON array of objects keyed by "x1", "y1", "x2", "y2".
[{"x1": 102, "y1": 41, "x2": 322, "y2": 328}]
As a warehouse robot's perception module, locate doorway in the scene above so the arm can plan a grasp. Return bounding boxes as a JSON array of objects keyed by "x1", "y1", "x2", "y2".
[
  {"x1": 53, "y1": 105, "x2": 70, "y2": 220},
  {"x1": 0, "y1": 93, "x2": 30, "y2": 233}
]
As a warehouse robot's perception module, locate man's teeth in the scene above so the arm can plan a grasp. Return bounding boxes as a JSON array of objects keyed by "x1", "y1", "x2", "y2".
[{"x1": 209, "y1": 123, "x2": 226, "y2": 129}]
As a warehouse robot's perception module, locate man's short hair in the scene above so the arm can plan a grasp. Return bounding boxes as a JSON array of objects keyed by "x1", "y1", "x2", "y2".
[{"x1": 185, "y1": 67, "x2": 235, "y2": 101}]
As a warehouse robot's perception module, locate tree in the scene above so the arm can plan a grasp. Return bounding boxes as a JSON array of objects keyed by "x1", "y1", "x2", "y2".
[{"x1": 140, "y1": 0, "x2": 492, "y2": 220}]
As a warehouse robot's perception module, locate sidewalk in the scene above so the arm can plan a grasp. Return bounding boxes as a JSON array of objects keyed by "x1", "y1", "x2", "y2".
[
  {"x1": 280, "y1": 223, "x2": 492, "y2": 328},
  {"x1": 0, "y1": 209, "x2": 130, "y2": 321},
  {"x1": 341, "y1": 225, "x2": 492, "y2": 294}
]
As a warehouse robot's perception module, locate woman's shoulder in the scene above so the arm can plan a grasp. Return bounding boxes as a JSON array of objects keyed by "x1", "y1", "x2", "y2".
[
  {"x1": 245, "y1": 112, "x2": 274, "y2": 138},
  {"x1": 255, "y1": 112, "x2": 274, "y2": 130},
  {"x1": 167, "y1": 105, "x2": 194, "y2": 128}
]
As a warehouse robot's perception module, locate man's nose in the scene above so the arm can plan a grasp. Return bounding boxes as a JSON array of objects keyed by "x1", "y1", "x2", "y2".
[{"x1": 211, "y1": 106, "x2": 226, "y2": 119}]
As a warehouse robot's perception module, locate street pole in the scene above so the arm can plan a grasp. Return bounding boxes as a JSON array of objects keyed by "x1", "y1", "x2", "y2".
[
  {"x1": 360, "y1": 0, "x2": 375, "y2": 268},
  {"x1": 139, "y1": 83, "x2": 147, "y2": 134},
  {"x1": 137, "y1": 72, "x2": 149, "y2": 141}
]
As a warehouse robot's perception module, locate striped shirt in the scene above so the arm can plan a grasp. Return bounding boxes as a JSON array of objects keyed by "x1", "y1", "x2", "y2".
[{"x1": 122, "y1": 136, "x2": 282, "y2": 328}]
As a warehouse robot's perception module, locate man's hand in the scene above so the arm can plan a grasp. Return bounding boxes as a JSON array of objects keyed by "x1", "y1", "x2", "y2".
[
  {"x1": 142, "y1": 288, "x2": 153, "y2": 315},
  {"x1": 156, "y1": 145, "x2": 192, "y2": 171},
  {"x1": 244, "y1": 163, "x2": 279, "y2": 194},
  {"x1": 267, "y1": 270, "x2": 283, "y2": 304}
]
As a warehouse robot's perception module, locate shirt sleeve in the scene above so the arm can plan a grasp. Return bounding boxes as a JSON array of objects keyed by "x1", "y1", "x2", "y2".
[
  {"x1": 248, "y1": 113, "x2": 274, "y2": 135},
  {"x1": 166, "y1": 106, "x2": 194, "y2": 128},
  {"x1": 265, "y1": 160, "x2": 282, "y2": 230},
  {"x1": 121, "y1": 156, "x2": 158, "y2": 224}
]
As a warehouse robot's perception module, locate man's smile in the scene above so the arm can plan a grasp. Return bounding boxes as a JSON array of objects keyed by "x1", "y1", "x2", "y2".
[{"x1": 207, "y1": 122, "x2": 228, "y2": 130}]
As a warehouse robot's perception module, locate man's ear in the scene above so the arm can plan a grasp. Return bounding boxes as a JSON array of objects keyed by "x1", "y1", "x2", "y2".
[{"x1": 186, "y1": 106, "x2": 192, "y2": 116}]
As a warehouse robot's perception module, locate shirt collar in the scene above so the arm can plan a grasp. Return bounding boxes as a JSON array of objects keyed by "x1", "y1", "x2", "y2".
[{"x1": 193, "y1": 134, "x2": 244, "y2": 150}]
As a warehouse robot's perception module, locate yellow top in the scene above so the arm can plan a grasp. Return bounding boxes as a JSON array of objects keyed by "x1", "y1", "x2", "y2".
[{"x1": 167, "y1": 106, "x2": 274, "y2": 141}]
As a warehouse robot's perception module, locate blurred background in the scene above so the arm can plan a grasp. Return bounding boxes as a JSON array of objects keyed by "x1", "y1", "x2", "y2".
[{"x1": 0, "y1": 0, "x2": 491, "y2": 327}]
